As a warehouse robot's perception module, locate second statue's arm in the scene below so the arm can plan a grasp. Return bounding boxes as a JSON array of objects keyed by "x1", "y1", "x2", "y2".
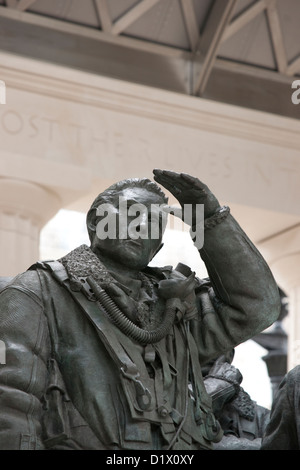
[{"x1": 153, "y1": 169, "x2": 281, "y2": 360}]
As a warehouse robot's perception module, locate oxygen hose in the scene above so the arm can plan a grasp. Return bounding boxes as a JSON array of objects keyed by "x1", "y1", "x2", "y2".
[{"x1": 87, "y1": 277, "x2": 177, "y2": 344}]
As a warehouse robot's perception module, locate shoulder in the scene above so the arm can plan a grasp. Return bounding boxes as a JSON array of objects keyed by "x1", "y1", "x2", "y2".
[
  {"x1": 270, "y1": 366, "x2": 300, "y2": 413},
  {"x1": 0, "y1": 267, "x2": 43, "y2": 305},
  {"x1": 284, "y1": 365, "x2": 300, "y2": 389}
]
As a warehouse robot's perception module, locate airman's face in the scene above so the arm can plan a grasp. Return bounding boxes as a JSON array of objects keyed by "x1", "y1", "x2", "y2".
[{"x1": 91, "y1": 187, "x2": 167, "y2": 270}]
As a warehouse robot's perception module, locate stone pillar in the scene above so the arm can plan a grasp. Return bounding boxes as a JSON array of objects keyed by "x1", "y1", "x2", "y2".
[
  {"x1": 258, "y1": 226, "x2": 300, "y2": 370},
  {"x1": 0, "y1": 178, "x2": 61, "y2": 276}
]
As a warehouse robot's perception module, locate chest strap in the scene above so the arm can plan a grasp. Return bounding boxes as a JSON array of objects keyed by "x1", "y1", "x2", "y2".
[{"x1": 42, "y1": 261, "x2": 152, "y2": 412}]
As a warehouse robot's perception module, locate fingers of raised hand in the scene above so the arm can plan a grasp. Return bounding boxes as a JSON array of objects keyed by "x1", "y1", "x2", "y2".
[
  {"x1": 153, "y1": 169, "x2": 207, "y2": 194},
  {"x1": 180, "y1": 173, "x2": 207, "y2": 191},
  {"x1": 153, "y1": 169, "x2": 183, "y2": 196}
]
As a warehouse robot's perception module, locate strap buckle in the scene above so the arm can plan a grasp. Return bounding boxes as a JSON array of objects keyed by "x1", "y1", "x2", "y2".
[{"x1": 121, "y1": 366, "x2": 152, "y2": 411}]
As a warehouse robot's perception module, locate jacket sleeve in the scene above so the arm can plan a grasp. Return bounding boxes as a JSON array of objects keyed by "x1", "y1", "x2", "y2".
[
  {"x1": 0, "y1": 271, "x2": 51, "y2": 450},
  {"x1": 194, "y1": 213, "x2": 281, "y2": 363}
]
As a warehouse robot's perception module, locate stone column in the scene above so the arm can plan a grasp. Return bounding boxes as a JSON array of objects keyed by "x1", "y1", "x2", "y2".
[
  {"x1": 0, "y1": 178, "x2": 61, "y2": 276},
  {"x1": 258, "y1": 225, "x2": 300, "y2": 370}
]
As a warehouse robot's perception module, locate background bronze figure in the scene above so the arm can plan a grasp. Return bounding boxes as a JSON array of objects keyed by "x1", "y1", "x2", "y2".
[
  {"x1": 261, "y1": 364, "x2": 300, "y2": 450},
  {"x1": 0, "y1": 169, "x2": 280, "y2": 450},
  {"x1": 203, "y1": 351, "x2": 270, "y2": 450}
]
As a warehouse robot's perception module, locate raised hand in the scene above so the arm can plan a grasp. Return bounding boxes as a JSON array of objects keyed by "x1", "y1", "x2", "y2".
[{"x1": 153, "y1": 169, "x2": 220, "y2": 220}]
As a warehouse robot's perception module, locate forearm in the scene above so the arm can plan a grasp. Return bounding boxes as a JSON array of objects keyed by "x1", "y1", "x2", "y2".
[{"x1": 198, "y1": 212, "x2": 281, "y2": 339}]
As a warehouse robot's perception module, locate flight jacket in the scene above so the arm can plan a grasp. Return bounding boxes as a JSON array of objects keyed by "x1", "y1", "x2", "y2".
[{"x1": 0, "y1": 213, "x2": 281, "y2": 450}]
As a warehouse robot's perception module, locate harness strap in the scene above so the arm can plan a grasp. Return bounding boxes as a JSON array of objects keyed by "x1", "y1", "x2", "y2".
[{"x1": 42, "y1": 261, "x2": 152, "y2": 411}]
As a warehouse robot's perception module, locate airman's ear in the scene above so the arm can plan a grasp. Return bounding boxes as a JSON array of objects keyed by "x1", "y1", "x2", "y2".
[{"x1": 86, "y1": 207, "x2": 97, "y2": 234}]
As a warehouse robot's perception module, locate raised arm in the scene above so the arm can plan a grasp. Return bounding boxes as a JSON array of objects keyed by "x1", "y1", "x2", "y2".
[{"x1": 153, "y1": 169, "x2": 281, "y2": 358}]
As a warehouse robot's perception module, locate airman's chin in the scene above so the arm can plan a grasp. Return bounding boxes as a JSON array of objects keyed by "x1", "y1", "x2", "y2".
[
  {"x1": 119, "y1": 258, "x2": 148, "y2": 271},
  {"x1": 117, "y1": 252, "x2": 148, "y2": 270}
]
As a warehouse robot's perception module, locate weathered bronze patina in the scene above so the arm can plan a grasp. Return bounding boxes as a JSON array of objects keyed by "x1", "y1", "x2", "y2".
[
  {"x1": 0, "y1": 170, "x2": 280, "y2": 450},
  {"x1": 261, "y1": 365, "x2": 300, "y2": 450}
]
